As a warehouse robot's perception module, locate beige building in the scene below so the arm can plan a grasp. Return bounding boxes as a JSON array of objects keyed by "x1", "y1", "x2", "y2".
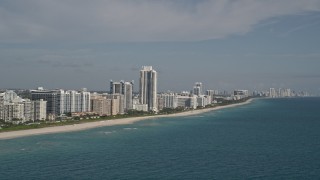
[
  {"x1": 91, "y1": 97, "x2": 112, "y2": 116},
  {"x1": 106, "y1": 95, "x2": 120, "y2": 115},
  {"x1": 111, "y1": 97, "x2": 120, "y2": 116},
  {"x1": 91, "y1": 94, "x2": 124, "y2": 116},
  {"x1": 105, "y1": 94, "x2": 124, "y2": 115}
]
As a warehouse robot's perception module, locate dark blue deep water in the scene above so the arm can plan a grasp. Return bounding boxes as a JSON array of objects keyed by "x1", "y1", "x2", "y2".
[{"x1": 1, "y1": 98, "x2": 320, "y2": 179}]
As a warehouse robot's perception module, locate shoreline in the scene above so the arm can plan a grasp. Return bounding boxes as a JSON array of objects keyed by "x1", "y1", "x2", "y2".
[{"x1": 0, "y1": 99, "x2": 253, "y2": 140}]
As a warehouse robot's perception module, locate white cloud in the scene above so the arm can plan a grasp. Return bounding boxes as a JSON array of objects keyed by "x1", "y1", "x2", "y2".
[{"x1": 0, "y1": 0, "x2": 320, "y2": 43}]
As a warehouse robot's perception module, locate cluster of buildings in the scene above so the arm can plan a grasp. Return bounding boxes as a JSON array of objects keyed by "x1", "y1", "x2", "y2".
[
  {"x1": 157, "y1": 83, "x2": 221, "y2": 110},
  {"x1": 1, "y1": 66, "x2": 251, "y2": 123},
  {"x1": 30, "y1": 87, "x2": 91, "y2": 119},
  {"x1": 269, "y1": 88, "x2": 310, "y2": 98},
  {"x1": 233, "y1": 90, "x2": 249, "y2": 100},
  {"x1": 90, "y1": 66, "x2": 157, "y2": 116},
  {"x1": 251, "y1": 88, "x2": 310, "y2": 98},
  {"x1": 90, "y1": 81, "x2": 134, "y2": 116},
  {"x1": 0, "y1": 91, "x2": 46, "y2": 123}
]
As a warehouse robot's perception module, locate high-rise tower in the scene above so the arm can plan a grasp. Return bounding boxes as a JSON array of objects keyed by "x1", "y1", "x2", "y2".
[
  {"x1": 122, "y1": 81, "x2": 134, "y2": 111},
  {"x1": 193, "y1": 82, "x2": 203, "y2": 96},
  {"x1": 110, "y1": 80, "x2": 122, "y2": 94},
  {"x1": 139, "y1": 66, "x2": 157, "y2": 112},
  {"x1": 110, "y1": 80, "x2": 134, "y2": 112}
]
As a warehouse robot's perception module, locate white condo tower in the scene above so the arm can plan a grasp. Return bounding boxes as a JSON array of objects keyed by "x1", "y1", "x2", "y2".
[{"x1": 139, "y1": 66, "x2": 158, "y2": 112}]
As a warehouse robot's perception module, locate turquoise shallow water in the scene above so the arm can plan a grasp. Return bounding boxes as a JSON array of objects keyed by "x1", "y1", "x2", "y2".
[{"x1": 1, "y1": 98, "x2": 320, "y2": 179}]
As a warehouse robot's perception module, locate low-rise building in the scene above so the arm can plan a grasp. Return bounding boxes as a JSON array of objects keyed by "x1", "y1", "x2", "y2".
[
  {"x1": 176, "y1": 95, "x2": 197, "y2": 109},
  {"x1": 233, "y1": 90, "x2": 249, "y2": 100},
  {"x1": 133, "y1": 104, "x2": 148, "y2": 112}
]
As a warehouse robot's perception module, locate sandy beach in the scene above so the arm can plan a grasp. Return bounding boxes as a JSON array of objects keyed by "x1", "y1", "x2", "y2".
[{"x1": 0, "y1": 99, "x2": 253, "y2": 140}]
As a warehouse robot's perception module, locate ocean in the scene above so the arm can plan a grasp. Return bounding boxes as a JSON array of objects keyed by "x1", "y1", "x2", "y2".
[{"x1": 0, "y1": 98, "x2": 320, "y2": 179}]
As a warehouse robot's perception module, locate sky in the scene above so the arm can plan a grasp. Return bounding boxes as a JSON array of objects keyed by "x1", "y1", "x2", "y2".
[{"x1": 1, "y1": 0, "x2": 320, "y2": 94}]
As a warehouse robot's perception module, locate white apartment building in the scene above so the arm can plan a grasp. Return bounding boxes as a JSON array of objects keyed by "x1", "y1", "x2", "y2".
[
  {"x1": 176, "y1": 95, "x2": 197, "y2": 109},
  {"x1": 0, "y1": 91, "x2": 47, "y2": 122},
  {"x1": 269, "y1": 88, "x2": 277, "y2": 98},
  {"x1": 3, "y1": 103, "x2": 25, "y2": 122},
  {"x1": 31, "y1": 88, "x2": 91, "y2": 117},
  {"x1": 32, "y1": 99, "x2": 47, "y2": 121},
  {"x1": 159, "y1": 93, "x2": 178, "y2": 109}
]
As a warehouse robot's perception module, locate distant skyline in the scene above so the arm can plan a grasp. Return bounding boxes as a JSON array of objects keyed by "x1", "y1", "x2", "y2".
[{"x1": 1, "y1": 1, "x2": 320, "y2": 94}]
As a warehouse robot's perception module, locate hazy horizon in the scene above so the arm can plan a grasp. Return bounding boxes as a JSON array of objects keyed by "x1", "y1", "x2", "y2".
[{"x1": 1, "y1": 1, "x2": 320, "y2": 94}]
